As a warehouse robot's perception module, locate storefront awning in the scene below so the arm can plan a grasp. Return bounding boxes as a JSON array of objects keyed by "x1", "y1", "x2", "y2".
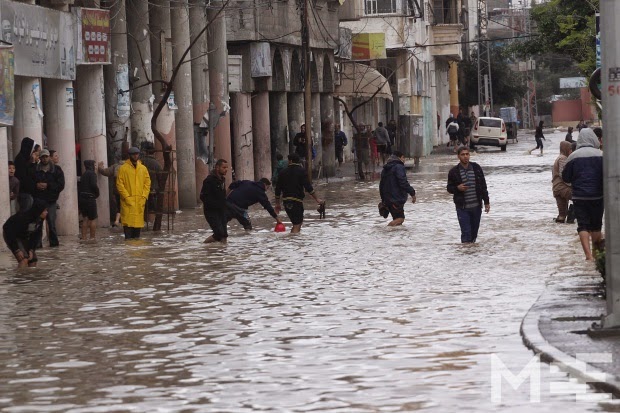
[{"x1": 335, "y1": 63, "x2": 393, "y2": 102}]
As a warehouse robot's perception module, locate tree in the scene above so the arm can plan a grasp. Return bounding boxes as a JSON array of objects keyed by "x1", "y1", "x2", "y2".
[
  {"x1": 458, "y1": 45, "x2": 526, "y2": 109},
  {"x1": 510, "y1": 0, "x2": 598, "y2": 76}
]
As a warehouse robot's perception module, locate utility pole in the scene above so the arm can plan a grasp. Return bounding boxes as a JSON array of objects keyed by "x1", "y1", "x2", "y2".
[
  {"x1": 302, "y1": 0, "x2": 313, "y2": 182},
  {"x1": 600, "y1": 0, "x2": 620, "y2": 329},
  {"x1": 477, "y1": 0, "x2": 493, "y2": 115}
]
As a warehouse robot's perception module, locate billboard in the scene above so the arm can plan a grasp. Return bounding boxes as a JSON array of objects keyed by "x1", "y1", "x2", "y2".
[
  {"x1": 352, "y1": 33, "x2": 386, "y2": 60},
  {"x1": 559, "y1": 77, "x2": 587, "y2": 89},
  {"x1": 76, "y1": 8, "x2": 110, "y2": 64},
  {"x1": 250, "y1": 42, "x2": 271, "y2": 77},
  {"x1": 0, "y1": 45, "x2": 14, "y2": 126},
  {"x1": 0, "y1": 1, "x2": 75, "y2": 80}
]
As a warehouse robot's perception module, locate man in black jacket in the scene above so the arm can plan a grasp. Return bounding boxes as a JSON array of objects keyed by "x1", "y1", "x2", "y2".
[
  {"x1": 33, "y1": 149, "x2": 65, "y2": 247},
  {"x1": 78, "y1": 160, "x2": 100, "y2": 240},
  {"x1": 379, "y1": 151, "x2": 416, "y2": 227},
  {"x1": 3, "y1": 199, "x2": 48, "y2": 268},
  {"x1": 274, "y1": 153, "x2": 322, "y2": 233},
  {"x1": 200, "y1": 159, "x2": 229, "y2": 244},
  {"x1": 14, "y1": 137, "x2": 36, "y2": 212},
  {"x1": 226, "y1": 178, "x2": 282, "y2": 230},
  {"x1": 447, "y1": 147, "x2": 490, "y2": 243}
]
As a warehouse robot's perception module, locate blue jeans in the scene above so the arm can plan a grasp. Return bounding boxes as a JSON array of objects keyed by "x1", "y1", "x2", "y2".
[{"x1": 456, "y1": 206, "x2": 482, "y2": 243}]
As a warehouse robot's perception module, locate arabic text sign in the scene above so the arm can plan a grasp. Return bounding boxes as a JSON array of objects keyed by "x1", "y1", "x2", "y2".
[
  {"x1": 351, "y1": 33, "x2": 386, "y2": 60},
  {"x1": 76, "y1": 8, "x2": 110, "y2": 64}
]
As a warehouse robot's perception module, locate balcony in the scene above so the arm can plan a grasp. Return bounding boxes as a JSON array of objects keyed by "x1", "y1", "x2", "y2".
[
  {"x1": 426, "y1": 1, "x2": 463, "y2": 60},
  {"x1": 429, "y1": 24, "x2": 463, "y2": 60}
]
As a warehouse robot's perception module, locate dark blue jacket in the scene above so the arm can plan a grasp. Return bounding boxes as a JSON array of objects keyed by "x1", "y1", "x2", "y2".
[
  {"x1": 379, "y1": 156, "x2": 415, "y2": 205},
  {"x1": 562, "y1": 128, "x2": 603, "y2": 200},
  {"x1": 227, "y1": 180, "x2": 277, "y2": 218},
  {"x1": 33, "y1": 162, "x2": 65, "y2": 203}
]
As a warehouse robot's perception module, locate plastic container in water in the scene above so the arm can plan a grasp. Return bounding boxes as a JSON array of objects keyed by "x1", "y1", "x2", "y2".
[{"x1": 274, "y1": 223, "x2": 286, "y2": 232}]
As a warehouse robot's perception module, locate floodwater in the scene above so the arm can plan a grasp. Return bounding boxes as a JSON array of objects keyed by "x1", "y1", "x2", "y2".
[{"x1": 0, "y1": 131, "x2": 610, "y2": 412}]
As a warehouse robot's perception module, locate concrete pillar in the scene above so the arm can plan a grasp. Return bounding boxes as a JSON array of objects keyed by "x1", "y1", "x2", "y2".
[
  {"x1": 231, "y1": 92, "x2": 254, "y2": 180},
  {"x1": 269, "y1": 92, "x2": 288, "y2": 167},
  {"x1": 311, "y1": 93, "x2": 321, "y2": 170},
  {"x1": 287, "y1": 92, "x2": 304, "y2": 155},
  {"x1": 449, "y1": 61, "x2": 459, "y2": 117},
  {"x1": 189, "y1": 0, "x2": 210, "y2": 201},
  {"x1": 170, "y1": 0, "x2": 196, "y2": 208},
  {"x1": 103, "y1": 0, "x2": 130, "y2": 161},
  {"x1": 320, "y1": 94, "x2": 335, "y2": 177},
  {"x1": 43, "y1": 79, "x2": 79, "y2": 236},
  {"x1": 149, "y1": 0, "x2": 179, "y2": 212},
  {"x1": 76, "y1": 65, "x2": 110, "y2": 228},
  {"x1": 12, "y1": 77, "x2": 43, "y2": 156},
  {"x1": 0, "y1": 128, "x2": 9, "y2": 226},
  {"x1": 252, "y1": 92, "x2": 271, "y2": 181},
  {"x1": 126, "y1": 0, "x2": 153, "y2": 147},
  {"x1": 207, "y1": 4, "x2": 232, "y2": 183}
]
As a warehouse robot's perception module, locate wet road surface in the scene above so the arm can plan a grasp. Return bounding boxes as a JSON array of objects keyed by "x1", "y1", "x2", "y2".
[{"x1": 0, "y1": 131, "x2": 611, "y2": 412}]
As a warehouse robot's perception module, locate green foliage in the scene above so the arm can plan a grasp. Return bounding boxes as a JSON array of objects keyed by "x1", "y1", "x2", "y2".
[
  {"x1": 509, "y1": 0, "x2": 599, "y2": 76},
  {"x1": 458, "y1": 46, "x2": 527, "y2": 109},
  {"x1": 596, "y1": 249, "x2": 605, "y2": 280}
]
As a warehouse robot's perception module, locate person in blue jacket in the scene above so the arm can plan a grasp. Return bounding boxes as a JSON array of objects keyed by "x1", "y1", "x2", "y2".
[
  {"x1": 227, "y1": 178, "x2": 282, "y2": 230},
  {"x1": 379, "y1": 150, "x2": 416, "y2": 226},
  {"x1": 562, "y1": 127, "x2": 604, "y2": 261}
]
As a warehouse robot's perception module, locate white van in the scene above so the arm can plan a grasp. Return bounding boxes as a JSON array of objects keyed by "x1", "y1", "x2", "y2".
[{"x1": 471, "y1": 117, "x2": 508, "y2": 151}]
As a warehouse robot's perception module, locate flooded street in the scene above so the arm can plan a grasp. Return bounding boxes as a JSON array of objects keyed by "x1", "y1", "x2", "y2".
[{"x1": 0, "y1": 132, "x2": 609, "y2": 412}]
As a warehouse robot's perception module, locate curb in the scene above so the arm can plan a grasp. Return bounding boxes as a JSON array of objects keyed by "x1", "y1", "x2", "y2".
[{"x1": 520, "y1": 286, "x2": 620, "y2": 397}]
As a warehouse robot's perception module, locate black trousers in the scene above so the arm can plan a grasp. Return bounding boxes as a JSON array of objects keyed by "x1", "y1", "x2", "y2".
[{"x1": 123, "y1": 226, "x2": 142, "y2": 239}]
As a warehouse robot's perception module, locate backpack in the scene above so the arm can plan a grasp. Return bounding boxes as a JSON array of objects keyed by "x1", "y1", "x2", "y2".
[{"x1": 448, "y1": 124, "x2": 458, "y2": 134}]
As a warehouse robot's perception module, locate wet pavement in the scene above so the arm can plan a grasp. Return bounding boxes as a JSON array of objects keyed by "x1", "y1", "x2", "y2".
[{"x1": 0, "y1": 131, "x2": 613, "y2": 412}]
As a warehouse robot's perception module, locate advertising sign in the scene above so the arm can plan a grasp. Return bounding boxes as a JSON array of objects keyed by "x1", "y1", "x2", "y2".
[
  {"x1": 0, "y1": 0, "x2": 75, "y2": 80},
  {"x1": 352, "y1": 33, "x2": 386, "y2": 60},
  {"x1": 0, "y1": 45, "x2": 14, "y2": 126},
  {"x1": 596, "y1": 13, "x2": 601, "y2": 69},
  {"x1": 76, "y1": 8, "x2": 110, "y2": 64},
  {"x1": 559, "y1": 77, "x2": 587, "y2": 89}
]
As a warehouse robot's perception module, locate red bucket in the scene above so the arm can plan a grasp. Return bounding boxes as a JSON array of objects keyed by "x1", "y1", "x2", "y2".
[{"x1": 274, "y1": 223, "x2": 286, "y2": 232}]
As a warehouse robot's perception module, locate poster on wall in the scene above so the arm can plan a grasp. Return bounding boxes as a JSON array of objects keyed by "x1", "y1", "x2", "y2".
[
  {"x1": 352, "y1": 33, "x2": 386, "y2": 60},
  {"x1": 75, "y1": 7, "x2": 110, "y2": 64},
  {"x1": 66, "y1": 87, "x2": 74, "y2": 106},
  {"x1": 250, "y1": 42, "x2": 271, "y2": 77},
  {"x1": 116, "y1": 64, "x2": 130, "y2": 118},
  {"x1": 0, "y1": 45, "x2": 14, "y2": 126},
  {"x1": 0, "y1": 0, "x2": 75, "y2": 80}
]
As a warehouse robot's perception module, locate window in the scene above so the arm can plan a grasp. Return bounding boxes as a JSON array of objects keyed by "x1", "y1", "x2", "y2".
[
  {"x1": 365, "y1": 0, "x2": 399, "y2": 15},
  {"x1": 479, "y1": 118, "x2": 501, "y2": 128}
]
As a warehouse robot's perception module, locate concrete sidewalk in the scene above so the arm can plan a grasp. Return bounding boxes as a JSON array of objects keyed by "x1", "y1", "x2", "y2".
[{"x1": 521, "y1": 270, "x2": 620, "y2": 405}]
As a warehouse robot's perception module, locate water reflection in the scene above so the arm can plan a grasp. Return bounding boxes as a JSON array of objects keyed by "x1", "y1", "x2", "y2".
[{"x1": 0, "y1": 134, "x2": 608, "y2": 412}]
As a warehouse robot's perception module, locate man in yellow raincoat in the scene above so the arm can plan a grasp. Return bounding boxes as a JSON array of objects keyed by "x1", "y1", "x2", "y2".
[{"x1": 116, "y1": 147, "x2": 151, "y2": 239}]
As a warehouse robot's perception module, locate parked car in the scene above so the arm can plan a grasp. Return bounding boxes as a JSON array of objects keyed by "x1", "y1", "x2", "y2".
[{"x1": 471, "y1": 117, "x2": 508, "y2": 151}]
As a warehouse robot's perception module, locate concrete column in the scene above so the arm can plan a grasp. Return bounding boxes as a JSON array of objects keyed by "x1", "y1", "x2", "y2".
[
  {"x1": 103, "y1": 0, "x2": 130, "y2": 161},
  {"x1": 252, "y1": 92, "x2": 271, "y2": 181},
  {"x1": 311, "y1": 93, "x2": 321, "y2": 170},
  {"x1": 149, "y1": 0, "x2": 179, "y2": 212},
  {"x1": 0, "y1": 128, "x2": 9, "y2": 226},
  {"x1": 207, "y1": 4, "x2": 232, "y2": 183},
  {"x1": 287, "y1": 92, "x2": 304, "y2": 155},
  {"x1": 12, "y1": 77, "x2": 43, "y2": 156},
  {"x1": 126, "y1": 0, "x2": 153, "y2": 147},
  {"x1": 269, "y1": 92, "x2": 288, "y2": 167},
  {"x1": 170, "y1": 0, "x2": 196, "y2": 208},
  {"x1": 231, "y1": 92, "x2": 254, "y2": 180},
  {"x1": 449, "y1": 61, "x2": 459, "y2": 118},
  {"x1": 189, "y1": 0, "x2": 210, "y2": 201},
  {"x1": 76, "y1": 65, "x2": 110, "y2": 228},
  {"x1": 320, "y1": 94, "x2": 335, "y2": 177},
  {"x1": 43, "y1": 79, "x2": 79, "y2": 236},
  {"x1": 601, "y1": 0, "x2": 620, "y2": 328}
]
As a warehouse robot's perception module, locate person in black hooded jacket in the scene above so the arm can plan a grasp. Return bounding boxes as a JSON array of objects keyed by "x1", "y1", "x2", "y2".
[
  {"x1": 379, "y1": 151, "x2": 416, "y2": 226},
  {"x1": 79, "y1": 160, "x2": 100, "y2": 240},
  {"x1": 33, "y1": 149, "x2": 65, "y2": 247},
  {"x1": 200, "y1": 159, "x2": 229, "y2": 244},
  {"x1": 14, "y1": 137, "x2": 36, "y2": 212},
  {"x1": 3, "y1": 199, "x2": 48, "y2": 267}
]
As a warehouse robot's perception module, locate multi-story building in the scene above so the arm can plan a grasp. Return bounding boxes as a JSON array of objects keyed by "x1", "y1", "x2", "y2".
[
  {"x1": 339, "y1": 0, "x2": 463, "y2": 158},
  {"x1": 0, "y1": 0, "x2": 343, "y2": 236}
]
